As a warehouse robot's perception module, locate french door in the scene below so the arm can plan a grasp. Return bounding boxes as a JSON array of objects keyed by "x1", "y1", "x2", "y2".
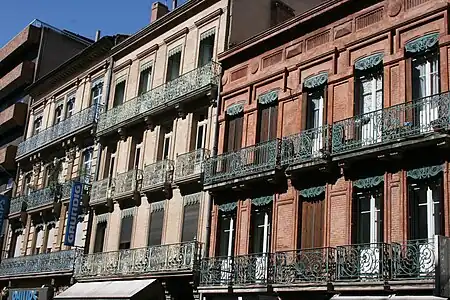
[
  {"x1": 217, "y1": 214, "x2": 235, "y2": 283},
  {"x1": 358, "y1": 74, "x2": 383, "y2": 146},
  {"x1": 307, "y1": 90, "x2": 324, "y2": 157},
  {"x1": 250, "y1": 207, "x2": 271, "y2": 282}
]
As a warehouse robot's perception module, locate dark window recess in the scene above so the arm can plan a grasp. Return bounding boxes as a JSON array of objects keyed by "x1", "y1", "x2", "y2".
[
  {"x1": 270, "y1": 0, "x2": 294, "y2": 27},
  {"x1": 299, "y1": 197, "x2": 325, "y2": 249},
  {"x1": 148, "y1": 210, "x2": 164, "y2": 246},
  {"x1": 257, "y1": 104, "x2": 278, "y2": 143},
  {"x1": 249, "y1": 206, "x2": 272, "y2": 254},
  {"x1": 128, "y1": 135, "x2": 143, "y2": 170},
  {"x1": 352, "y1": 187, "x2": 383, "y2": 244},
  {"x1": 198, "y1": 34, "x2": 215, "y2": 67},
  {"x1": 119, "y1": 216, "x2": 133, "y2": 250},
  {"x1": 225, "y1": 115, "x2": 244, "y2": 152},
  {"x1": 8, "y1": 232, "x2": 18, "y2": 258},
  {"x1": 157, "y1": 123, "x2": 172, "y2": 160},
  {"x1": 113, "y1": 81, "x2": 126, "y2": 107},
  {"x1": 138, "y1": 67, "x2": 152, "y2": 96},
  {"x1": 181, "y1": 204, "x2": 200, "y2": 242},
  {"x1": 166, "y1": 52, "x2": 182, "y2": 82},
  {"x1": 93, "y1": 222, "x2": 107, "y2": 253},
  {"x1": 216, "y1": 214, "x2": 235, "y2": 257}
]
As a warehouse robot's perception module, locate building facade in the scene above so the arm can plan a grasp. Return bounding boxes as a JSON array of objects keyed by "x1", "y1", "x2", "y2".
[
  {"x1": 0, "y1": 35, "x2": 122, "y2": 297},
  {"x1": 199, "y1": 0, "x2": 450, "y2": 299}
]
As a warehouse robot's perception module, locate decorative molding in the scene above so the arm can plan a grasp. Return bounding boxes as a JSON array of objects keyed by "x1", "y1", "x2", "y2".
[
  {"x1": 405, "y1": 32, "x2": 439, "y2": 54},
  {"x1": 194, "y1": 8, "x2": 223, "y2": 27},
  {"x1": 226, "y1": 102, "x2": 245, "y2": 116},
  {"x1": 300, "y1": 186, "x2": 326, "y2": 198},
  {"x1": 184, "y1": 193, "x2": 202, "y2": 206},
  {"x1": 355, "y1": 52, "x2": 384, "y2": 71},
  {"x1": 151, "y1": 201, "x2": 165, "y2": 213},
  {"x1": 113, "y1": 59, "x2": 132, "y2": 73},
  {"x1": 252, "y1": 196, "x2": 273, "y2": 206},
  {"x1": 304, "y1": 72, "x2": 328, "y2": 89},
  {"x1": 250, "y1": 61, "x2": 259, "y2": 74},
  {"x1": 168, "y1": 45, "x2": 183, "y2": 57},
  {"x1": 96, "y1": 213, "x2": 109, "y2": 223},
  {"x1": 121, "y1": 207, "x2": 137, "y2": 218},
  {"x1": 164, "y1": 27, "x2": 189, "y2": 44},
  {"x1": 286, "y1": 42, "x2": 303, "y2": 59},
  {"x1": 258, "y1": 90, "x2": 279, "y2": 105},
  {"x1": 353, "y1": 175, "x2": 384, "y2": 189},
  {"x1": 407, "y1": 164, "x2": 443, "y2": 180},
  {"x1": 136, "y1": 44, "x2": 159, "y2": 59},
  {"x1": 200, "y1": 28, "x2": 216, "y2": 41},
  {"x1": 218, "y1": 202, "x2": 238, "y2": 212},
  {"x1": 387, "y1": 0, "x2": 402, "y2": 17}
]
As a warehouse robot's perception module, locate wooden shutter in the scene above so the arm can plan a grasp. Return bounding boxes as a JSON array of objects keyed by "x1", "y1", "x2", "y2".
[
  {"x1": 148, "y1": 210, "x2": 164, "y2": 246},
  {"x1": 258, "y1": 106, "x2": 270, "y2": 142},
  {"x1": 301, "y1": 200, "x2": 313, "y2": 249},
  {"x1": 226, "y1": 115, "x2": 244, "y2": 152},
  {"x1": 181, "y1": 204, "x2": 200, "y2": 242},
  {"x1": 119, "y1": 216, "x2": 133, "y2": 249},
  {"x1": 301, "y1": 198, "x2": 325, "y2": 249},
  {"x1": 301, "y1": 92, "x2": 308, "y2": 131},
  {"x1": 234, "y1": 115, "x2": 244, "y2": 150},
  {"x1": 269, "y1": 105, "x2": 278, "y2": 140},
  {"x1": 94, "y1": 222, "x2": 107, "y2": 253}
]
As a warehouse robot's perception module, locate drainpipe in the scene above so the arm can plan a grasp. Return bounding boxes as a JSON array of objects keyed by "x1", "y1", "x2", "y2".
[
  {"x1": 204, "y1": 73, "x2": 222, "y2": 258},
  {"x1": 83, "y1": 55, "x2": 114, "y2": 255}
]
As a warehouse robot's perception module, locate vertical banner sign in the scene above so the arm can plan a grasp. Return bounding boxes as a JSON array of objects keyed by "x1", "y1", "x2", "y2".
[
  {"x1": 0, "y1": 195, "x2": 10, "y2": 237},
  {"x1": 64, "y1": 182, "x2": 82, "y2": 246}
]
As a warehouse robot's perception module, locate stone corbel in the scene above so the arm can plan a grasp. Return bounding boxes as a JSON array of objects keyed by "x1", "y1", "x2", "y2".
[
  {"x1": 175, "y1": 104, "x2": 186, "y2": 119},
  {"x1": 145, "y1": 116, "x2": 155, "y2": 131},
  {"x1": 117, "y1": 127, "x2": 127, "y2": 141}
]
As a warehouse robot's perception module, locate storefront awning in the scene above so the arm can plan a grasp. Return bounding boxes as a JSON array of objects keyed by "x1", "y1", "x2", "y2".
[
  {"x1": 331, "y1": 296, "x2": 447, "y2": 300},
  {"x1": 54, "y1": 279, "x2": 158, "y2": 300}
]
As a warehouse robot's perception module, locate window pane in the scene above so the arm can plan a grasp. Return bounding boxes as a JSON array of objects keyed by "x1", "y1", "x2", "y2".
[
  {"x1": 166, "y1": 52, "x2": 182, "y2": 82},
  {"x1": 148, "y1": 210, "x2": 164, "y2": 246},
  {"x1": 113, "y1": 81, "x2": 126, "y2": 107},
  {"x1": 198, "y1": 35, "x2": 215, "y2": 67},
  {"x1": 119, "y1": 216, "x2": 133, "y2": 249},
  {"x1": 181, "y1": 203, "x2": 200, "y2": 242},
  {"x1": 94, "y1": 222, "x2": 107, "y2": 253},
  {"x1": 138, "y1": 67, "x2": 152, "y2": 96},
  {"x1": 218, "y1": 216, "x2": 232, "y2": 257}
]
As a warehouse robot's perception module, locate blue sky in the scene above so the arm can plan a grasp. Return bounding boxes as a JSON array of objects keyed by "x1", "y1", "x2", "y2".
[{"x1": 0, "y1": 0, "x2": 186, "y2": 46}]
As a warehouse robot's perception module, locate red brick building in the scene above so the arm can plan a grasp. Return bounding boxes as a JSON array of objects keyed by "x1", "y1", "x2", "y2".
[{"x1": 199, "y1": 0, "x2": 450, "y2": 299}]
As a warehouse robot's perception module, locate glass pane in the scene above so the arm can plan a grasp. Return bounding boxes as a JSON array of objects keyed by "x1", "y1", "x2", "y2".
[
  {"x1": 196, "y1": 125, "x2": 205, "y2": 149},
  {"x1": 218, "y1": 216, "x2": 231, "y2": 256},
  {"x1": 358, "y1": 212, "x2": 370, "y2": 244}
]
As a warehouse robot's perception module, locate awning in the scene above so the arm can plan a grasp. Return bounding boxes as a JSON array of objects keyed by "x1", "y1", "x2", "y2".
[
  {"x1": 55, "y1": 279, "x2": 159, "y2": 300},
  {"x1": 331, "y1": 296, "x2": 447, "y2": 300}
]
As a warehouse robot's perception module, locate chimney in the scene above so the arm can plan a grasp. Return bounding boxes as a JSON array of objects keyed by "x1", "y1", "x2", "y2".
[
  {"x1": 151, "y1": 2, "x2": 169, "y2": 23},
  {"x1": 95, "y1": 30, "x2": 101, "y2": 41}
]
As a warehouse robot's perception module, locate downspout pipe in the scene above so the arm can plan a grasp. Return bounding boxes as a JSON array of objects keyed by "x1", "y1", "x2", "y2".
[{"x1": 83, "y1": 55, "x2": 114, "y2": 255}]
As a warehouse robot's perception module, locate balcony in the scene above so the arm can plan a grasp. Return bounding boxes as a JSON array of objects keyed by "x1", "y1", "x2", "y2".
[
  {"x1": 0, "y1": 144, "x2": 17, "y2": 171},
  {"x1": 199, "y1": 238, "x2": 441, "y2": 292},
  {"x1": 17, "y1": 105, "x2": 99, "y2": 159},
  {"x1": 174, "y1": 148, "x2": 210, "y2": 186},
  {"x1": 142, "y1": 160, "x2": 174, "y2": 195},
  {"x1": 331, "y1": 92, "x2": 450, "y2": 160},
  {"x1": 0, "y1": 102, "x2": 27, "y2": 135},
  {"x1": 281, "y1": 126, "x2": 329, "y2": 173},
  {"x1": 113, "y1": 169, "x2": 142, "y2": 200},
  {"x1": 74, "y1": 241, "x2": 201, "y2": 280},
  {"x1": 203, "y1": 139, "x2": 281, "y2": 190},
  {"x1": 96, "y1": 61, "x2": 221, "y2": 136},
  {"x1": 0, "y1": 249, "x2": 80, "y2": 279},
  {"x1": 90, "y1": 177, "x2": 111, "y2": 206}
]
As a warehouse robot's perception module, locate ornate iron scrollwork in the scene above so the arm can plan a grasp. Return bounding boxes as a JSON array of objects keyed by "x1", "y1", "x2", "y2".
[
  {"x1": 405, "y1": 32, "x2": 439, "y2": 54},
  {"x1": 252, "y1": 196, "x2": 273, "y2": 206},
  {"x1": 226, "y1": 102, "x2": 245, "y2": 116},
  {"x1": 355, "y1": 52, "x2": 384, "y2": 71},
  {"x1": 218, "y1": 202, "x2": 238, "y2": 212},
  {"x1": 406, "y1": 164, "x2": 443, "y2": 180},
  {"x1": 299, "y1": 186, "x2": 326, "y2": 198},
  {"x1": 258, "y1": 90, "x2": 279, "y2": 105},
  {"x1": 303, "y1": 72, "x2": 328, "y2": 89},
  {"x1": 353, "y1": 175, "x2": 384, "y2": 189}
]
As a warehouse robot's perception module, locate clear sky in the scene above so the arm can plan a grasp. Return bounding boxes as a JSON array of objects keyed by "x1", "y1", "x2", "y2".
[{"x1": 0, "y1": 0, "x2": 187, "y2": 46}]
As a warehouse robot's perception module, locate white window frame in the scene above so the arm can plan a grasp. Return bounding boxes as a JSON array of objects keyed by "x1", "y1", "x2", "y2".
[
  {"x1": 65, "y1": 93, "x2": 76, "y2": 118},
  {"x1": 162, "y1": 132, "x2": 172, "y2": 160}
]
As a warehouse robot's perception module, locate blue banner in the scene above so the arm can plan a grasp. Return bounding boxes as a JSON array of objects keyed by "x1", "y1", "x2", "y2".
[
  {"x1": 64, "y1": 181, "x2": 83, "y2": 246},
  {"x1": 0, "y1": 195, "x2": 10, "y2": 237}
]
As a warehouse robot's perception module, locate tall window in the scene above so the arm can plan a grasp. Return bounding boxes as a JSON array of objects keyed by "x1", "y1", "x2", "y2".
[
  {"x1": 249, "y1": 204, "x2": 271, "y2": 254},
  {"x1": 34, "y1": 225, "x2": 44, "y2": 254},
  {"x1": 217, "y1": 212, "x2": 235, "y2": 257},
  {"x1": 113, "y1": 80, "x2": 126, "y2": 107},
  {"x1": 148, "y1": 207, "x2": 164, "y2": 246},
  {"x1": 9, "y1": 229, "x2": 23, "y2": 258},
  {"x1": 198, "y1": 31, "x2": 215, "y2": 67},
  {"x1": 225, "y1": 115, "x2": 244, "y2": 152},
  {"x1": 138, "y1": 64, "x2": 153, "y2": 96},
  {"x1": 103, "y1": 146, "x2": 117, "y2": 179},
  {"x1": 119, "y1": 215, "x2": 133, "y2": 250},
  {"x1": 353, "y1": 186, "x2": 383, "y2": 244},
  {"x1": 45, "y1": 223, "x2": 56, "y2": 253},
  {"x1": 33, "y1": 116, "x2": 42, "y2": 135},
  {"x1": 74, "y1": 218, "x2": 84, "y2": 248},
  {"x1": 190, "y1": 110, "x2": 208, "y2": 151},
  {"x1": 82, "y1": 149, "x2": 93, "y2": 183},
  {"x1": 299, "y1": 194, "x2": 325, "y2": 249},
  {"x1": 66, "y1": 94, "x2": 76, "y2": 118},
  {"x1": 91, "y1": 81, "x2": 103, "y2": 106},
  {"x1": 157, "y1": 123, "x2": 173, "y2": 160},
  {"x1": 257, "y1": 104, "x2": 277, "y2": 143},
  {"x1": 22, "y1": 173, "x2": 32, "y2": 196},
  {"x1": 93, "y1": 221, "x2": 107, "y2": 253},
  {"x1": 54, "y1": 102, "x2": 64, "y2": 125},
  {"x1": 166, "y1": 49, "x2": 182, "y2": 82},
  {"x1": 129, "y1": 135, "x2": 143, "y2": 170},
  {"x1": 181, "y1": 194, "x2": 201, "y2": 242}
]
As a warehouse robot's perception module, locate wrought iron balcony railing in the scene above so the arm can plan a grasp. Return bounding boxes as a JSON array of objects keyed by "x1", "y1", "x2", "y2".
[
  {"x1": 142, "y1": 160, "x2": 174, "y2": 192},
  {"x1": 331, "y1": 92, "x2": 450, "y2": 155},
  {"x1": 97, "y1": 61, "x2": 221, "y2": 135},
  {"x1": 203, "y1": 139, "x2": 280, "y2": 186},
  {"x1": 113, "y1": 169, "x2": 142, "y2": 199},
  {"x1": 281, "y1": 126, "x2": 329, "y2": 167},
  {"x1": 90, "y1": 177, "x2": 111, "y2": 205},
  {"x1": 17, "y1": 105, "x2": 99, "y2": 158},
  {"x1": 9, "y1": 195, "x2": 26, "y2": 215},
  {"x1": 74, "y1": 241, "x2": 201, "y2": 279},
  {"x1": 174, "y1": 148, "x2": 210, "y2": 183},
  {"x1": 0, "y1": 249, "x2": 80, "y2": 278},
  {"x1": 200, "y1": 239, "x2": 438, "y2": 287}
]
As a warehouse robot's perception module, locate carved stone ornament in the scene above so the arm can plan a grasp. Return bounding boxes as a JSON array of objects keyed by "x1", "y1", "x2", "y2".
[
  {"x1": 353, "y1": 175, "x2": 384, "y2": 189},
  {"x1": 218, "y1": 202, "x2": 238, "y2": 212},
  {"x1": 387, "y1": 0, "x2": 402, "y2": 17},
  {"x1": 406, "y1": 164, "x2": 443, "y2": 180},
  {"x1": 250, "y1": 61, "x2": 259, "y2": 74},
  {"x1": 226, "y1": 102, "x2": 245, "y2": 116},
  {"x1": 258, "y1": 90, "x2": 279, "y2": 105},
  {"x1": 304, "y1": 72, "x2": 328, "y2": 89},
  {"x1": 299, "y1": 186, "x2": 326, "y2": 198},
  {"x1": 252, "y1": 196, "x2": 273, "y2": 206},
  {"x1": 405, "y1": 32, "x2": 439, "y2": 54},
  {"x1": 355, "y1": 52, "x2": 384, "y2": 71}
]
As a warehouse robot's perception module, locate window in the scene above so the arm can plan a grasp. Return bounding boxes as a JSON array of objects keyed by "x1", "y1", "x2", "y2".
[
  {"x1": 307, "y1": 90, "x2": 325, "y2": 130},
  {"x1": 93, "y1": 221, "x2": 107, "y2": 253},
  {"x1": 148, "y1": 208, "x2": 164, "y2": 246},
  {"x1": 34, "y1": 226, "x2": 44, "y2": 254},
  {"x1": 190, "y1": 110, "x2": 208, "y2": 151},
  {"x1": 353, "y1": 187, "x2": 383, "y2": 244},
  {"x1": 54, "y1": 102, "x2": 64, "y2": 125},
  {"x1": 257, "y1": 104, "x2": 278, "y2": 143},
  {"x1": 22, "y1": 173, "x2": 32, "y2": 196},
  {"x1": 45, "y1": 224, "x2": 56, "y2": 253},
  {"x1": 74, "y1": 219, "x2": 84, "y2": 248},
  {"x1": 82, "y1": 149, "x2": 93, "y2": 183},
  {"x1": 103, "y1": 146, "x2": 117, "y2": 179},
  {"x1": 181, "y1": 202, "x2": 200, "y2": 242},
  {"x1": 119, "y1": 216, "x2": 133, "y2": 250},
  {"x1": 138, "y1": 64, "x2": 152, "y2": 96},
  {"x1": 250, "y1": 206, "x2": 271, "y2": 254},
  {"x1": 33, "y1": 116, "x2": 42, "y2": 135},
  {"x1": 217, "y1": 214, "x2": 235, "y2": 257},
  {"x1": 166, "y1": 50, "x2": 182, "y2": 82},
  {"x1": 299, "y1": 197, "x2": 325, "y2": 249},
  {"x1": 91, "y1": 81, "x2": 103, "y2": 106},
  {"x1": 408, "y1": 176, "x2": 443, "y2": 240},
  {"x1": 66, "y1": 95, "x2": 75, "y2": 118},
  {"x1": 225, "y1": 115, "x2": 244, "y2": 152},
  {"x1": 129, "y1": 135, "x2": 143, "y2": 170},
  {"x1": 198, "y1": 32, "x2": 215, "y2": 67},
  {"x1": 113, "y1": 80, "x2": 126, "y2": 107},
  {"x1": 157, "y1": 124, "x2": 173, "y2": 160},
  {"x1": 9, "y1": 230, "x2": 23, "y2": 258}
]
